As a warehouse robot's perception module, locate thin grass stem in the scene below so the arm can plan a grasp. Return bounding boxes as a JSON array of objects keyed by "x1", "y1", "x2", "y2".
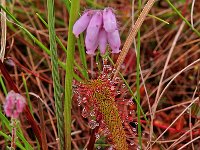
[
  {"x1": 64, "y1": 0, "x2": 80, "y2": 149},
  {"x1": 47, "y1": 0, "x2": 64, "y2": 149}
]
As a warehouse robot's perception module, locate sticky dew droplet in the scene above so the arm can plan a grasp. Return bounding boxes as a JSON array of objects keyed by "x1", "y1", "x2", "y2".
[
  {"x1": 108, "y1": 146, "x2": 114, "y2": 150},
  {"x1": 111, "y1": 86, "x2": 115, "y2": 91},
  {"x1": 90, "y1": 110, "x2": 95, "y2": 116},
  {"x1": 77, "y1": 96, "x2": 82, "y2": 106},
  {"x1": 116, "y1": 90, "x2": 121, "y2": 95},
  {"x1": 112, "y1": 69, "x2": 116, "y2": 74},
  {"x1": 122, "y1": 84, "x2": 126, "y2": 88},
  {"x1": 88, "y1": 120, "x2": 99, "y2": 129},
  {"x1": 95, "y1": 133, "x2": 100, "y2": 140},
  {"x1": 130, "y1": 141, "x2": 134, "y2": 146},
  {"x1": 115, "y1": 77, "x2": 120, "y2": 82},
  {"x1": 82, "y1": 107, "x2": 89, "y2": 118},
  {"x1": 83, "y1": 97, "x2": 87, "y2": 102}
]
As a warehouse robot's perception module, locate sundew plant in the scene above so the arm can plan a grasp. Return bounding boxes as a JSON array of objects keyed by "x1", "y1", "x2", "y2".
[{"x1": 1, "y1": 0, "x2": 200, "y2": 150}]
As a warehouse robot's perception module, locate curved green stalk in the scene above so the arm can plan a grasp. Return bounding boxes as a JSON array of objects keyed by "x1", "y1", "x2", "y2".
[{"x1": 64, "y1": 0, "x2": 80, "y2": 149}]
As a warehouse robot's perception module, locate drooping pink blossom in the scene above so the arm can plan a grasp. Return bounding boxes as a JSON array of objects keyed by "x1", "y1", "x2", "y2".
[
  {"x1": 85, "y1": 11, "x2": 103, "y2": 54},
  {"x1": 85, "y1": 36, "x2": 99, "y2": 55},
  {"x1": 4, "y1": 90, "x2": 26, "y2": 118},
  {"x1": 73, "y1": 10, "x2": 94, "y2": 38},
  {"x1": 98, "y1": 28, "x2": 107, "y2": 54},
  {"x1": 107, "y1": 30, "x2": 121, "y2": 53},
  {"x1": 103, "y1": 8, "x2": 117, "y2": 33},
  {"x1": 73, "y1": 8, "x2": 121, "y2": 55}
]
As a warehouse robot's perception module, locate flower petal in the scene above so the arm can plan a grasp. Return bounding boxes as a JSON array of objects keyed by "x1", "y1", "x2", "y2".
[
  {"x1": 86, "y1": 11, "x2": 103, "y2": 45},
  {"x1": 103, "y1": 8, "x2": 117, "y2": 33},
  {"x1": 73, "y1": 10, "x2": 94, "y2": 38},
  {"x1": 85, "y1": 35, "x2": 99, "y2": 55},
  {"x1": 107, "y1": 30, "x2": 121, "y2": 53},
  {"x1": 98, "y1": 28, "x2": 107, "y2": 54},
  {"x1": 85, "y1": 11, "x2": 103, "y2": 55}
]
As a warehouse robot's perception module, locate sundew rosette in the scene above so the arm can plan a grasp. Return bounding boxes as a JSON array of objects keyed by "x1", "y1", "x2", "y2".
[
  {"x1": 73, "y1": 64, "x2": 137, "y2": 149},
  {"x1": 73, "y1": 8, "x2": 121, "y2": 55}
]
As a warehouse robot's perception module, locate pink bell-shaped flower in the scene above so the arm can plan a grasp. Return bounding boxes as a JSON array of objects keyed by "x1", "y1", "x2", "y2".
[
  {"x1": 98, "y1": 28, "x2": 107, "y2": 54},
  {"x1": 73, "y1": 8, "x2": 121, "y2": 55},
  {"x1": 73, "y1": 10, "x2": 94, "y2": 38},
  {"x1": 4, "y1": 90, "x2": 26, "y2": 118},
  {"x1": 107, "y1": 30, "x2": 121, "y2": 53},
  {"x1": 85, "y1": 11, "x2": 103, "y2": 55},
  {"x1": 103, "y1": 8, "x2": 117, "y2": 33}
]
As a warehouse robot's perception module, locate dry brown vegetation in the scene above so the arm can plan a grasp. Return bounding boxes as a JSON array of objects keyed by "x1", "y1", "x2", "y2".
[{"x1": 0, "y1": 0, "x2": 200, "y2": 149}]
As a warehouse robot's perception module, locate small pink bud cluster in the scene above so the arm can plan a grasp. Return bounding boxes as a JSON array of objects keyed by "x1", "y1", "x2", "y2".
[
  {"x1": 73, "y1": 8, "x2": 121, "y2": 55},
  {"x1": 4, "y1": 91, "x2": 26, "y2": 118}
]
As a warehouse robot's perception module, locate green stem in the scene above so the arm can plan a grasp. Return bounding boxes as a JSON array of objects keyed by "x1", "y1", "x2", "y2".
[
  {"x1": 47, "y1": 0, "x2": 64, "y2": 149},
  {"x1": 0, "y1": 131, "x2": 26, "y2": 150},
  {"x1": 77, "y1": 34, "x2": 89, "y2": 79},
  {"x1": 22, "y1": 74, "x2": 33, "y2": 115},
  {"x1": 0, "y1": 75, "x2": 7, "y2": 94},
  {"x1": 64, "y1": 0, "x2": 80, "y2": 149},
  {"x1": 166, "y1": 0, "x2": 200, "y2": 37},
  {"x1": 137, "y1": 1, "x2": 142, "y2": 148}
]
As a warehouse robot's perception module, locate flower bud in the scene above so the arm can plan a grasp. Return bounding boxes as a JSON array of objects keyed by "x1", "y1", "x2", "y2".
[
  {"x1": 4, "y1": 90, "x2": 26, "y2": 118},
  {"x1": 98, "y1": 28, "x2": 107, "y2": 54},
  {"x1": 73, "y1": 10, "x2": 94, "y2": 38},
  {"x1": 103, "y1": 8, "x2": 117, "y2": 33},
  {"x1": 107, "y1": 30, "x2": 121, "y2": 53}
]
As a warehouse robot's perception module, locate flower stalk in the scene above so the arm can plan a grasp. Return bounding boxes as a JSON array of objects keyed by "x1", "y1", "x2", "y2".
[{"x1": 64, "y1": 0, "x2": 80, "y2": 149}]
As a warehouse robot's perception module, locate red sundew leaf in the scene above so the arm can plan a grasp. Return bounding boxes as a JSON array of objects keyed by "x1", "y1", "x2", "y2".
[{"x1": 127, "y1": 103, "x2": 136, "y2": 110}]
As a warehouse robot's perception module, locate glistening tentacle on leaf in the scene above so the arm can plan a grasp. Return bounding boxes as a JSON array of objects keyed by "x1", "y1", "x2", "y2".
[{"x1": 76, "y1": 77, "x2": 128, "y2": 149}]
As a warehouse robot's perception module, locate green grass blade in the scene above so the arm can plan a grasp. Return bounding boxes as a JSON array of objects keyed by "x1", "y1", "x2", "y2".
[
  {"x1": 166, "y1": 0, "x2": 200, "y2": 37},
  {"x1": 47, "y1": 0, "x2": 64, "y2": 149},
  {"x1": 36, "y1": 13, "x2": 88, "y2": 79},
  {"x1": 77, "y1": 34, "x2": 89, "y2": 79},
  {"x1": 137, "y1": 1, "x2": 142, "y2": 147},
  {"x1": 0, "y1": 131, "x2": 26, "y2": 150},
  {"x1": 22, "y1": 74, "x2": 33, "y2": 115},
  {"x1": 0, "y1": 75, "x2": 7, "y2": 94},
  {"x1": 62, "y1": 0, "x2": 71, "y2": 13},
  {"x1": 36, "y1": 13, "x2": 67, "y2": 54},
  {"x1": 0, "y1": 112, "x2": 33, "y2": 149},
  {"x1": 64, "y1": 0, "x2": 80, "y2": 149},
  {"x1": 148, "y1": 14, "x2": 169, "y2": 24},
  {"x1": 0, "y1": 5, "x2": 66, "y2": 69}
]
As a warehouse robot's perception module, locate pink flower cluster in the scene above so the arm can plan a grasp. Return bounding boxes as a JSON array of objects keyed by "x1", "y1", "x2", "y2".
[
  {"x1": 73, "y1": 8, "x2": 121, "y2": 55},
  {"x1": 4, "y1": 90, "x2": 26, "y2": 118}
]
